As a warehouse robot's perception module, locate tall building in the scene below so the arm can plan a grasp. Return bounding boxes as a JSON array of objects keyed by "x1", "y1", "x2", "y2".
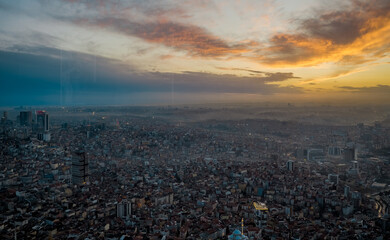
[
  {"x1": 20, "y1": 111, "x2": 32, "y2": 126},
  {"x1": 328, "y1": 146, "x2": 341, "y2": 156},
  {"x1": 344, "y1": 185, "x2": 350, "y2": 198},
  {"x1": 72, "y1": 151, "x2": 89, "y2": 185},
  {"x1": 36, "y1": 110, "x2": 49, "y2": 132},
  {"x1": 117, "y1": 199, "x2": 131, "y2": 219},
  {"x1": 287, "y1": 160, "x2": 294, "y2": 171},
  {"x1": 344, "y1": 147, "x2": 357, "y2": 161},
  {"x1": 1, "y1": 111, "x2": 7, "y2": 124}
]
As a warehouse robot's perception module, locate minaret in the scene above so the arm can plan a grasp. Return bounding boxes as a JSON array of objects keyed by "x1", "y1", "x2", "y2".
[{"x1": 241, "y1": 218, "x2": 244, "y2": 236}]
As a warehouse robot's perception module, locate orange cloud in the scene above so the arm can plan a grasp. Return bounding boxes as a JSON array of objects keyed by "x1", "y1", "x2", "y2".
[
  {"x1": 258, "y1": 0, "x2": 390, "y2": 67},
  {"x1": 79, "y1": 17, "x2": 256, "y2": 58},
  {"x1": 70, "y1": 0, "x2": 389, "y2": 69}
]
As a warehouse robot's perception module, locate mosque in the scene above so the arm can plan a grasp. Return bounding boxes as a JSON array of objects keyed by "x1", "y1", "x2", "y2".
[
  {"x1": 228, "y1": 229, "x2": 249, "y2": 240},
  {"x1": 228, "y1": 219, "x2": 249, "y2": 240}
]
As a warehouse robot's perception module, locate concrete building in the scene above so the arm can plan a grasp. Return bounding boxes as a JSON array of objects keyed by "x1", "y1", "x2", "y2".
[{"x1": 117, "y1": 199, "x2": 131, "y2": 219}]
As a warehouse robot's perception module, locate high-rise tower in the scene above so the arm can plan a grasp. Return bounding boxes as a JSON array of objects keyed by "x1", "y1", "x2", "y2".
[
  {"x1": 36, "y1": 110, "x2": 49, "y2": 132},
  {"x1": 20, "y1": 111, "x2": 32, "y2": 126},
  {"x1": 71, "y1": 151, "x2": 89, "y2": 185}
]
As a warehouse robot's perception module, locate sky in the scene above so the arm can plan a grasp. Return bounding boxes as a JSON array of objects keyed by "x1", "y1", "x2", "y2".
[{"x1": 0, "y1": 0, "x2": 389, "y2": 106}]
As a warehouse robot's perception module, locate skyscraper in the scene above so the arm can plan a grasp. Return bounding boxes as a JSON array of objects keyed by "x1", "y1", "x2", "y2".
[
  {"x1": 344, "y1": 147, "x2": 357, "y2": 161},
  {"x1": 117, "y1": 199, "x2": 131, "y2": 219},
  {"x1": 287, "y1": 160, "x2": 294, "y2": 171},
  {"x1": 71, "y1": 151, "x2": 89, "y2": 185},
  {"x1": 344, "y1": 185, "x2": 350, "y2": 198},
  {"x1": 36, "y1": 110, "x2": 49, "y2": 132},
  {"x1": 1, "y1": 111, "x2": 7, "y2": 124},
  {"x1": 20, "y1": 111, "x2": 32, "y2": 126}
]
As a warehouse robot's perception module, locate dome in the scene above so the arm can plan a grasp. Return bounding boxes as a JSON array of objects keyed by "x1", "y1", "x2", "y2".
[{"x1": 228, "y1": 229, "x2": 249, "y2": 240}]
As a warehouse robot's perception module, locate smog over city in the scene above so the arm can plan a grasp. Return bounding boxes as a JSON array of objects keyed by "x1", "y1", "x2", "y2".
[{"x1": 1, "y1": 0, "x2": 390, "y2": 239}]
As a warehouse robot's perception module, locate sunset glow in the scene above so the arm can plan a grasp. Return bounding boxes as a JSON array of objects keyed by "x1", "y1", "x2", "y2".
[{"x1": 0, "y1": 0, "x2": 389, "y2": 105}]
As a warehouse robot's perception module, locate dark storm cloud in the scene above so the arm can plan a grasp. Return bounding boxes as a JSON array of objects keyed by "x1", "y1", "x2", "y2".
[
  {"x1": 147, "y1": 71, "x2": 303, "y2": 94},
  {"x1": 0, "y1": 45, "x2": 302, "y2": 106}
]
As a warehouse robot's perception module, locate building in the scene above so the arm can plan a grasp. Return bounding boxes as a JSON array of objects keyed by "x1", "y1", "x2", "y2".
[
  {"x1": 36, "y1": 110, "x2": 49, "y2": 132},
  {"x1": 1, "y1": 111, "x2": 8, "y2": 124},
  {"x1": 20, "y1": 111, "x2": 32, "y2": 126},
  {"x1": 287, "y1": 160, "x2": 294, "y2": 171},
  {"x1": 43, "y1": 132, "x2": 51, "y2": 142},
  {"x1": 71, "y1": 151, "x2": 89, "y2": 185},
  {"x1": 344, "y1": 147, "x2": 357, "y2": 161},
  {"x1": 228, "y1": 229, "x2": 249, "y2": 240},
  {"x1": 348, "y1": 160, "x2": 360, "y2": 175},
  {"x1": 352, "y1": 161, "x2": 359, "y2": 171},
  {"x1": 117, "y1": 199, "x2": 131, "y2": 219},
  {"x1": 344, "y1": 185, "x2": 350, "y2": 198},
  {"x1": 328, "y1": 146, "x2": 341, "y2": 156},
  {"x1": 254, "y1": 202, "x2": 268, "y2": 228},
  {"x1": 307, "y1": 148, "x2": 325, "y2": 161},
  {"x1": 351, "y1": 191, "x2": 362, "y2": 207},
  {"x1": 295, "y1": 148, "x2": 307, "y2": 160},
  {"x1": 328, "y1": 174, "x2": 339, "y2": 185},
  {"x1": 37, "y1": 132, "x2": 51, "y2": 142}
]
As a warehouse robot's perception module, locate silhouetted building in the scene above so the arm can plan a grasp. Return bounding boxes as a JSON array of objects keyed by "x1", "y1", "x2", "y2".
[
  {"x1": 62, "y1": 123, "x2": 68, "y2": 129},
  {"x1": 20, "y1": 111, "x2": 32, "y2": 126},
  {"x1": 72, "y1": 151, "x2": 89, "y2": 185},
  {"x1": 1, "y1": 111, "x2": 7, "y2": 123},
  {"x1": 37, "y1": 132, "x2": 43, "y2": 141}
]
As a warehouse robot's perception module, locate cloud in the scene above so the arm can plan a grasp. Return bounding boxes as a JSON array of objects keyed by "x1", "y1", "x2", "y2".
[
  {"x1": 302, "y1": 66, "x2": 366, "y2": 84},
  {"x1": 75, "y1": 17, "x2": 256, "y2": 58},
  {"x1": 0, "y1": 45, "x2": 302, "y2": 106},
  {"x1": 259, "y1": 0, "x2": 390, "y2": 67},
  {"x1": 215, "y1": 67, "x2": 300, "y2": 82},
  {"x1": 147, "y1": 71, "x2": 303, "y2": 94},
  {"x1": 338, "y1": 85, "x2": 390, "y2": 94},
  {"x1": 26, "y1": 0, "x2": 388, "y2": 69}
]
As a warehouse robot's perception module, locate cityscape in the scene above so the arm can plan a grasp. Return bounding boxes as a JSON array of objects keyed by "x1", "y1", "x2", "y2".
[
  {"x1": 1, "y1": 0, "x2": 390, "y2": 239},
  {"x1": 1, "y1": 105, "x2": 390, "y2": 239}
]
